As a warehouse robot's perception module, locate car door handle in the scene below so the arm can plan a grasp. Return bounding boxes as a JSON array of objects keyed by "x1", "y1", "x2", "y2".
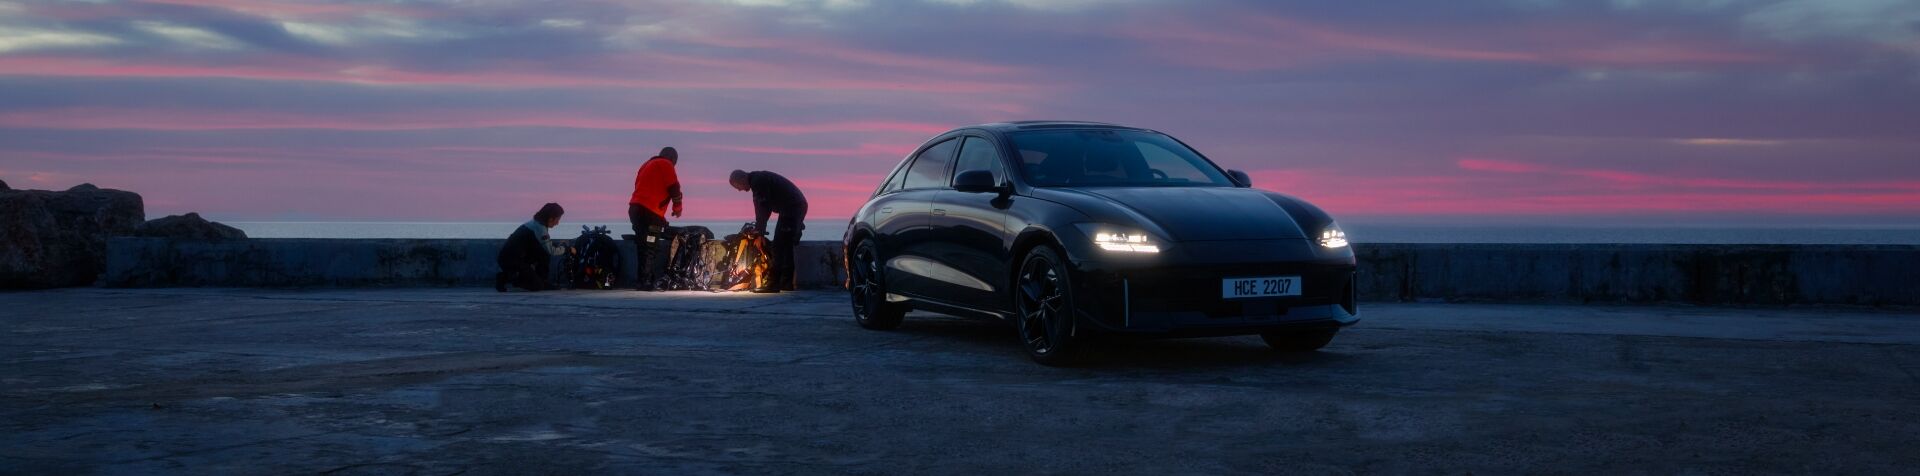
[
  {"x1": 880, "y1": 207, "x2": 893, "y2": 214},
  {"x1": 932, "y1": 208, "x2": 947, "y2": 216}
]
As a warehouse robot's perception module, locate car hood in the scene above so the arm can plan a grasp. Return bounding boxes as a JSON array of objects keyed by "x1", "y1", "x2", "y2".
[{"x1": 1043, "y1": 187, "x2": 1310, "y2": 241}]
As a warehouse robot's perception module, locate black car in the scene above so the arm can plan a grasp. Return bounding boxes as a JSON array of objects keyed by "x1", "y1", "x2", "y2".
[{"x1": 842, "y1": 121, "x2": 1358, "y2": 365}]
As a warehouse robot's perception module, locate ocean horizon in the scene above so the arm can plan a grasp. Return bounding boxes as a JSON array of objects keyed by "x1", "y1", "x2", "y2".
[{"x1": 223, "y1": 221, "x2": 1920, "y2": 245}]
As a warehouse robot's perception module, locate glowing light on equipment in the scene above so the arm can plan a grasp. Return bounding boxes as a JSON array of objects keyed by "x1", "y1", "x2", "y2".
[{"x1": 725, "y1": 232, "x2": 770, "y2": 291}]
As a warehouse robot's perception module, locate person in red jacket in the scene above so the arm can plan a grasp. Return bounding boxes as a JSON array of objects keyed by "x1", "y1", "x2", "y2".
[{"x1": 629, "y1": 147, "x2": 683, "y2": 291}]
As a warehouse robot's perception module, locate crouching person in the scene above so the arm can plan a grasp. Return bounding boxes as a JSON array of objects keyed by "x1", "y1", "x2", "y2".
[{"x1": 496, "y1": 203, "x2": 567, "y2": 292}]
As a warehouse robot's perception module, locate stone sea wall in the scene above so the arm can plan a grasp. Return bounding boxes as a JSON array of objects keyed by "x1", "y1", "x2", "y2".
[
  {"x1": 1356, "y1": 243, "x2": 1920, "y2": 306},
  {"x1": 104, "y1": 238, "x2": 1919, "y2": 307},
  {"x1": 105, "y1": 237, "x2": 845, "y2": 290}
]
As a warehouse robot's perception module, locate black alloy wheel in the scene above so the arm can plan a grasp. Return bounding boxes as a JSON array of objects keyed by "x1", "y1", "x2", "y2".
[
  {"x1": 850, "y1": 241, "x2": 906, "y2": 330},
  {"x1": 1015, "y1": 246, "x2": 1083, "y2": 365}
]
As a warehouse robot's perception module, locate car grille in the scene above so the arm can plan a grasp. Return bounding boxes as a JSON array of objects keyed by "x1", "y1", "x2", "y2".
[{"x1": 1120, "y1": 264, "x2": 1352, "y2": 318}]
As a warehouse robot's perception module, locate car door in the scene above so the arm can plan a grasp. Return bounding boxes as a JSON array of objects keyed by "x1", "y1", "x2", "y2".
[
  {"x1": 862, "y1": 156, "x2": 913, "y2": 258},
  {"x1": 880, "y1": 137, "x2": 959, "y2": 298},
  {"x1": 927, "y1": 135, "x2": 1015, "y2": 311}
]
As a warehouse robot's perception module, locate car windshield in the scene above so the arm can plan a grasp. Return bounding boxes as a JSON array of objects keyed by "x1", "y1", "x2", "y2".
[{"x1": 1006, "y1": 129, "x2": 1234, "y2": 188}]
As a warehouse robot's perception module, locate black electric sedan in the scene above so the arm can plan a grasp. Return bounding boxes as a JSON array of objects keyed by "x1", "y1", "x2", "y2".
[{"x1": 842, "y1": 121, "x2": 1357, "y2": 365}]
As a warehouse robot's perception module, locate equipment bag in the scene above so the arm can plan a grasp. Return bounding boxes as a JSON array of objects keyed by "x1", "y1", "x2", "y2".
[
  {"x1": 698, "y1": 239, "x2": 732, "y2": 290},
  {"x1": 715, "y1": 222, "x2": 770, "y2": 291},
  {"x1": 567, "y1": 226, "x2": 622, "y2": 290},
  {"x1": 647, "y1": 225, "x2": 714, "y2": 290}
]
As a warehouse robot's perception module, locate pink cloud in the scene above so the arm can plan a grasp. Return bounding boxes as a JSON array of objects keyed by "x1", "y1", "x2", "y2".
[
  {"x1": 1130, "y1": 14, "x2": 1779, "y2": 71},
  {"x1": 6, "y1": 145, "x2": 914, "y2": 221},
  {"x1": 786, "y1": 176, "x2": 889, "y2": 194},
  {"x1": 0, "y1": 56, "x2": 1033, "y2": 94},
  {"x1": 1672, "y1": 138, "x2": 1790, "y2": 147},
  {"x1": 1455, "y1": 158, "x2": 1548, "y2": 174},
  {"x1": 421, "y1": 146, "x2": 628, "y2": 155},
  {"x1": 1457, "y1": 156, "x2": 1920, "y2": 192},
  {"x1": 23, "y1": 0, "x2": 431, "y2": 22},
  {"x1": 671, "y1": 175, "x2": 884, "y2": 222},
  {"x1": 670, "y1": 35, "x2": 1025, "y2": 78},
  {"x1": 1237, "y1": 158, "x2": 1920, "y2": 218},
  {"x1": 0, "y1": 107, "x2": 951, "y2": 135},
  {"x1": 704, "y1": 143, "x2": 918, "y2": 158},
  {"x1": 17, "y1": 144, "x2": 1920, "y2": 221},
  {"x1": 143, "y1": 0, "x2": 430, "y2": 18}
]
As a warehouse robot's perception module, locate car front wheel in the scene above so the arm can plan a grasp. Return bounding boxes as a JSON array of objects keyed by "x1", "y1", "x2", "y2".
[
  {"x1": 1015, "y1": 246, "x2": 1083, "y2": 366},
  {"x1": 1261, "y1": 329, "x2": 1337, "y2": 352},
  {"x1": 850, "y1": 240, "x2": 906, "y2": 330}
]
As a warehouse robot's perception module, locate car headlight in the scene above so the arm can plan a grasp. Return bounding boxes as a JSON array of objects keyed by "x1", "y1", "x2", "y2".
[
  {"x1": 1076, "y1": 224, "x2": 1162, "y2": 253},
  {"x1": 1318, "y1": 223, "x2": 1349, "y2": 249}
]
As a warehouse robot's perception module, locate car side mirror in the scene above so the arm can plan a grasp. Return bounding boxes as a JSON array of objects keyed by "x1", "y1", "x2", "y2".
[
  {"x1": 953, "y1": 169, "x2": 1001, "y2": 193},
  {"x1": 1227, "y1": 169, "x2": 1253, "y2": 188}
]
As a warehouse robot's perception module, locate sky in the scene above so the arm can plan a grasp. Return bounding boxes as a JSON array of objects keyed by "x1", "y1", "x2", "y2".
[{"x1": 1, "y1": 0, "x2": 1917, "y2": 225}]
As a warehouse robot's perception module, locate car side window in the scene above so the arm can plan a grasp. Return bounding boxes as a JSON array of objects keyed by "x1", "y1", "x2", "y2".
[
  {"x1": 903, "y1": 139, "x2": 957, "y2": 190},
  {"x1": 953, "y1": 136, "x2": 1005, "y2": 186},
  {"x1": 876, "y1": 160, "x2": 911, "y2": 195}
]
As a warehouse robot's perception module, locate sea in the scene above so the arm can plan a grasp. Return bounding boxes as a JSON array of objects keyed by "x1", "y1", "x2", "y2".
[{"x1": 224, "y1": 221, "x2": 1920, "y2": 245}]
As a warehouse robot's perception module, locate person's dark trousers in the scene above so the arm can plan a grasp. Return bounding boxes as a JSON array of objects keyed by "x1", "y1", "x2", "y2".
[
  {"x1": 497, "y1": 258, "x2": 550, "y2": 291},
  {"x1": 628, "y1": 204, "x2": 669, "y2": 290},
  {"x1": 770, "y1": 206, "x2": 806, "y2": 291}
]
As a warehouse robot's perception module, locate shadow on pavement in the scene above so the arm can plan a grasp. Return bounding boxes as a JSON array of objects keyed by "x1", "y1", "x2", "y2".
[{"x1": 884, "y1": 314, "x2": 1362, "y2": 371}]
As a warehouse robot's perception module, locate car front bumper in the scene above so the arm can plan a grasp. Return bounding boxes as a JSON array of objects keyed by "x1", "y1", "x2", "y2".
[{"x1": 1066, "y1": 239, "x2": 1359, "y2": 336}]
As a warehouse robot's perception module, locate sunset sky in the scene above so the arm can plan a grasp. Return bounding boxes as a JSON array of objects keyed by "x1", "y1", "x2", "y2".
[{"x1": 2, "y1": 0, "x2": 1917, "y2": 224}]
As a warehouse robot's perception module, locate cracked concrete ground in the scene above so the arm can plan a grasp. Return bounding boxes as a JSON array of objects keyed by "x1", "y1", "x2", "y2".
[{"x1": 3, "y1": 288, "x2": 1918, "y2": 475}]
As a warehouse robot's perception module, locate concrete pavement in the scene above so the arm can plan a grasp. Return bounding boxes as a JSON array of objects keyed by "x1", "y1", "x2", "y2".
[{"x1": 4, "y1": 288, "x2": 1918, "y2": 474}]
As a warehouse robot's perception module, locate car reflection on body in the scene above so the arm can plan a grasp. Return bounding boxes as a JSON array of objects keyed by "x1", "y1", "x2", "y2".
[{"x1": 842, "y1": 121, "x2": 1358, "y2": 365}]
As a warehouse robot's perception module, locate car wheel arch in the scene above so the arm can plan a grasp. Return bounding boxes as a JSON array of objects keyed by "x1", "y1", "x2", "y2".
[
  {"x1": 845, "y1": 226, "x2": 876, "y2": 248},
  {"x1": 846, "y1": 224, "x2": 883, "y2": 251},
  {"x1": 1008, "y1": 229, "x2": 1068, "y2": 291},
  {"x1": 846, "y1": 227, "x2": 888, "y2": 278}
]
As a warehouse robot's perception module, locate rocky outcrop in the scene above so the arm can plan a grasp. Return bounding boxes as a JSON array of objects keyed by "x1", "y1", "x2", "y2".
[
  {"x1": 0, "y1": 184, "x2": 145, "y2": 288},
  {"x1": 135, "y1": 213, "x2": 247, "y2": 241},
  {"x1": 0, "y1": 178, "x2": 9, "y2": 190}
]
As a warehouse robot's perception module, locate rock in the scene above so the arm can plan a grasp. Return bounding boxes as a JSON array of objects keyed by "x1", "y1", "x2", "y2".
[
  {"x1": 0, "y1": 178, "x2": 9, "y2": 190},
  {"x1": 134, "y1": 213, "x2": 247, "y2": 241},
  {"x1": 0, "y1": 184, "x2": 145, "y2": 288}
]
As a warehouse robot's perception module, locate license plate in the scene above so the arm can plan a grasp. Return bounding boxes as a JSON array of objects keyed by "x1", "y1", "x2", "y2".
[{"x1": 1222, "y1": 276, "x2": 1301, "y2": 299}]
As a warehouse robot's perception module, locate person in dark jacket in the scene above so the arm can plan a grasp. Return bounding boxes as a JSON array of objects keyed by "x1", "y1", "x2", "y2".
[
  {"x1": 729, "y1": 170, "x2": 807, "y2": 293},
  {"x1": 629, "y1": 147, "x2": 683, "y2": 291},
  {"x1": 496, "y1": 203, "x2": 567, "y2": 292}
]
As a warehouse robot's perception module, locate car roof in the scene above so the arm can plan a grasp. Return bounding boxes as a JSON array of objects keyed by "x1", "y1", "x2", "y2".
[{"x1": 958, "y1": 121, "x2": 1156, "y2": 135}]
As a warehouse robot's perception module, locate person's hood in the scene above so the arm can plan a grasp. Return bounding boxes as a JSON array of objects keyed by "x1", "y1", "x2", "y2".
[{"x1": 1027, "y1": 187, "x2": 1335, "y2": 242}]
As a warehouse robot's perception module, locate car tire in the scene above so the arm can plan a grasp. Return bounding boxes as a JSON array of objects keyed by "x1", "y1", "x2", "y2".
[
  {"x1": 850, "y1": 240, "x2": 907, "y2": 330},
  {"x1": 1261, "y1": 329, "x2": 1337, "y2": 352},
  {"x1": 1014, "y1": 246, "x2": 1084, "y2": 366}
]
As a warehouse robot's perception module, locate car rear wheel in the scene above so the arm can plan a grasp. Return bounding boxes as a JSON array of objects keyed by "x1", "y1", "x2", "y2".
[
  {"x1": 850, "y1": 240, "x2": 906, "y2": 330},
  {"x1": 1261, "y1": 329, "x2": 1337, "y2": 352},
  {"x1": 1015, "y1": 246, "x2": 1083, "y2": 366}
]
